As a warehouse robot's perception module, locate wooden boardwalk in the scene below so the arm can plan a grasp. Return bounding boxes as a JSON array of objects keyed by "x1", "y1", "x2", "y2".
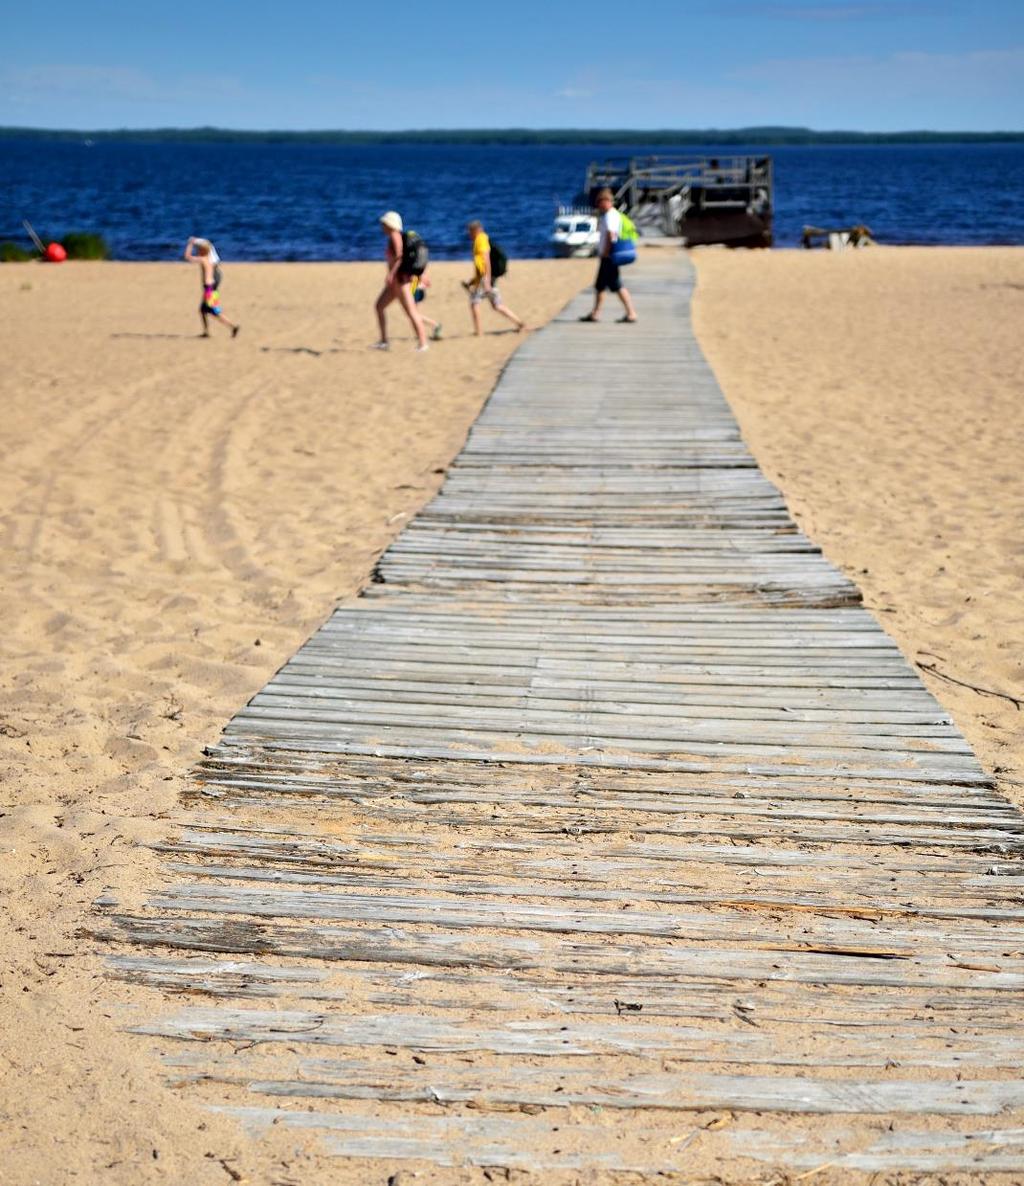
[{"x1": 99, "y1": 255, "x2": 1024, "y2": 1180}]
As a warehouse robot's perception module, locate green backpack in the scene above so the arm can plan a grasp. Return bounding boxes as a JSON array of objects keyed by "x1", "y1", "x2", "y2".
[{"x1": 619, "y1": 211, "x2": 639, "y2": 242}]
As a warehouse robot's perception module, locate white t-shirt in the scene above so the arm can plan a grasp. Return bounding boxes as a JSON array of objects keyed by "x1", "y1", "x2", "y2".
[{"x1": 598, "y1": 208, "x2": 622, "y2": 255}]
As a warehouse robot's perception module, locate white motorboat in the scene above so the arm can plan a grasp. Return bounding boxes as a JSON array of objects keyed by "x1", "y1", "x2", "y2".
[{"x1": 550, "y1": 206, "x2": 599, "y2": 258}]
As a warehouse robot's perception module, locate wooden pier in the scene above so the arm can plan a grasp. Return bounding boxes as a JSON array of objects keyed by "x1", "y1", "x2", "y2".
[
  {"x1": 98, "y1": 254, "x2": 1024, "y2": 1180},
  {"x1": 586, "y1": 156, "x2": 774, "y2": 246}
]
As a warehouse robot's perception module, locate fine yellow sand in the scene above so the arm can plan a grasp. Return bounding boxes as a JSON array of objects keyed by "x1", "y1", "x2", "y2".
[
  {"x1": 0, "y1": 257, "x2": 592, "y2": 1185},
  {"x1": 692, "y1": 245, "x2": 1024, "y2": 802}
]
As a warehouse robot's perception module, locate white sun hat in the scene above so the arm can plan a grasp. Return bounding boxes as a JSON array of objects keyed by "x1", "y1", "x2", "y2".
[{"x1": 380, "y1": 211, "x2": 403, "y2": 231}]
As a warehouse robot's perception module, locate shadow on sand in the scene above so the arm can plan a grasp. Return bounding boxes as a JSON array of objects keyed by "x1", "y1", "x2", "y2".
[
  {"x1": 260, "y1": 345, "x2": 327, "y2": 356},
  {"x1": 110, "y1": 332, "x2": 203, "y2": 340}
]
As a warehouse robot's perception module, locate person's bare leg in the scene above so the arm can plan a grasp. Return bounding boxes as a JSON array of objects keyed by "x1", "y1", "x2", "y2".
[
  {"x1": 199, "y1": 309, "x2": 209, "y2": 337},
  {"x1": 470, "y1": 299, "x2": 483, "y2": 337},
  {"x1": 617, "y1": 287, "x2": 637, "y2": 321},
  {"x1": 493, "y1": 301, "x2": 524, "y2": 331},
  {"x1": 217, "y1": 313, "x2": 239, "y2": 334},
  {"x1": 590, "y1": 290, "x2": 607, "y2": 319},
  {"x1": 375, "y1": 286, "x2": 395, "y2": 343},
  {"x1": 396, "y1": 284, "x2": 428, "y2": 348}
]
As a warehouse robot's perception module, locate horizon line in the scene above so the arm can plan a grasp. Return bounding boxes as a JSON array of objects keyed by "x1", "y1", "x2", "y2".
[{"x1": 3, "y1": 123, "x2": 1024, "y2": 138}]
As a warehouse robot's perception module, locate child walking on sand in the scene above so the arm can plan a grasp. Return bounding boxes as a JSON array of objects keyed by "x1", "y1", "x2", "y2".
[
  {"x1": 412, "y1": 269, "x2": 443, "y2": 341},
  {"x1": 184, "y1": 237, "x2": 240, "y2": 338},
  {"x1": 463, "y1": 221, "x2": 524, "y2": 336}
]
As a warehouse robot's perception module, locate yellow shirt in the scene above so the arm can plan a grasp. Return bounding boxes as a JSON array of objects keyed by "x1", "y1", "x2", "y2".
[{"x1": 473, "y1": 231, "x2": 491, "y2": 279}]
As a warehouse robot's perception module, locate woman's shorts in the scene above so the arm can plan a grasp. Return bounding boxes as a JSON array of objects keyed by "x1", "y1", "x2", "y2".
[
  {"x1": 595, "y1": 258, "x2": 621, "y2": 293},
  {"x1": 200, "y1": 286, "x2": 222, "y2": 315}
]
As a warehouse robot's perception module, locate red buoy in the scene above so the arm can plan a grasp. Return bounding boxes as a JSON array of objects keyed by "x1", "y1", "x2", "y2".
[{"x1": 45, "y1": 242, "x2": 67, "y2": 263}]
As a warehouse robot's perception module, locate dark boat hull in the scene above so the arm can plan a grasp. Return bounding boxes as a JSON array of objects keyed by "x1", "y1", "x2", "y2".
[{"x1": 678, "y1": 209, "x2": 773, "y2": 248}]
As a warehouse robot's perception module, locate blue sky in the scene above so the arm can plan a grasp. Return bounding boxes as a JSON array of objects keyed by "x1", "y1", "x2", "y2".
[{"x1": 2, "y1": 1, "x2": 1022, "y2": 131}]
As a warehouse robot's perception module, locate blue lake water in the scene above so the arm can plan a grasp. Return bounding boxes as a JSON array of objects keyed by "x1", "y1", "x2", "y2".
[{"x1": 2, "y1": 139, "x2": 1023, "y2": 260}]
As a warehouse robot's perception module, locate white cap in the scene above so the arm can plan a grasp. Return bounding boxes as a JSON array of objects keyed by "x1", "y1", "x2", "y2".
[{"x1": 380, "y1": 211, "x2": 403, "y2": 231}]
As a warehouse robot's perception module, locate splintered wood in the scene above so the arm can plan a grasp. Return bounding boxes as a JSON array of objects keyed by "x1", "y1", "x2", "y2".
[{"x1": 98, "y1": 256, "x2": 1024, "y2": 1180}]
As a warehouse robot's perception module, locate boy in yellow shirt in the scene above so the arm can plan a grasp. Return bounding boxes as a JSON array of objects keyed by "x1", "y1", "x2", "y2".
[{"x1": 463, "y1": 221, "x2": 524, "y2": 336}]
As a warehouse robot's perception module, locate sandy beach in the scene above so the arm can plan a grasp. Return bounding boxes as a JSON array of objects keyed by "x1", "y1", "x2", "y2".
[{"x1": 2, "y1": 246, "x2": 1022, "y2": 1184}]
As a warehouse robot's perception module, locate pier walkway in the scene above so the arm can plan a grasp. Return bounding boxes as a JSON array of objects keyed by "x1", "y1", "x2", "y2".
[{"x1": 101, "y1": 255, "x2": 1024, "y2": 1180}]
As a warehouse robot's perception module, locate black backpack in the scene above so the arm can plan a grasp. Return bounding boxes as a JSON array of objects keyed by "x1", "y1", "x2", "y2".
[
  {"x1": 490, "y1": 241, "x2": 508, "y2": 280},
  {"x1": 401, "y1": 230, "x2": 429, "y2": 276}
]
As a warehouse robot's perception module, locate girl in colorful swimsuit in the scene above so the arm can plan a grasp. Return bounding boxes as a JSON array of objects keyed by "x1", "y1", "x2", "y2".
[{"x1": 184, "y1": 237, "x2": 240, "y2": 338}]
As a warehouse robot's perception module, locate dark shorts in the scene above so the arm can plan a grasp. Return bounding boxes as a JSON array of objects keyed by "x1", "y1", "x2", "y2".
[{"x1": 595, "y1": 257, "x2": 621, "y2": 293}]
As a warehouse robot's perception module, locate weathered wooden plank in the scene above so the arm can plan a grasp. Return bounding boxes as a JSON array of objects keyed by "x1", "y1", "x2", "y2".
[
  {"x1": 276, "y1": 654, "x2": 930, "y2": 690},
  {"x1": 158, "y1": 859, "x2": 1024, "y2": 925},
  {"x1": 256, "y1": 680, "x2": 954, "y2": 728},
  {"x1": 233, "y1": 1062, "x2": 1024, "y2": 1114},
  {"x1": 212, "y1": 732, "x2": 998, "y2": 789},
  {"x1": 118, "y1": 956, "x2": 1024, "y2": 1030},
  {"x1": 249, "y1": 693, "x2": 968, "y2": 750},
  {"x1": 97, "y1": 914, "x2": 1024, "y2": 990},
  {"x1": 225, "y1": 715, "x2": 987, "y2": 781},
  {"x1": 200, "y1": 1105, "x2": 1024, "y2": 1171},
  {"x1": 730, "y1": 1126, "x2": 1024, "y2": 1173},
  {"x1": 132, "y1": 1007, "x2": 1024, "y2": 1080},
  {"x1": 157, "y1": 822, "x2": 1015, "y2": 874},
  {"x1": 196, "y1": 746, "x2": 1000, "y2": 800},
  {"x1": 194, "y1": 770, "x2": 1003, "y2": 822},
  {"x1": 142, "y1": 883, "x2": 1024, "y2": 956},
  {"x1": 211, "y1": 1105, "x2": 670, "y2": 1172}
]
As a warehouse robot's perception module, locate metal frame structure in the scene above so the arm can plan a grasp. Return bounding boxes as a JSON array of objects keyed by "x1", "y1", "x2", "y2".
[{"x1": 583, "y1": 154, "x2": 774, "y2": 246}]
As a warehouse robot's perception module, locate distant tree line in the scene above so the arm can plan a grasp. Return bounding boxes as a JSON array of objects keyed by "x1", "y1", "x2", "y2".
[{"x1": 2, "y1": 125, "x2": 1023, "y2": 145}]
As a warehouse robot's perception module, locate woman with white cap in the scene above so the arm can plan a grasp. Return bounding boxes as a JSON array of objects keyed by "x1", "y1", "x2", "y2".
[{"x1": 374, "y1": 211, "x2": 428, "y2": 351}]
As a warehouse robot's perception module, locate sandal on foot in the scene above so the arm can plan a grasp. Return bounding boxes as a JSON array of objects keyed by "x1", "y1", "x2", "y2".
[{"x1": 578, "y1": 313, "x2": 599, "y2": 322}]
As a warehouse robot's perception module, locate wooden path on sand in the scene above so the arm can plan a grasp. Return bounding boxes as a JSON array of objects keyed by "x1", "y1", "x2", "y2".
[{"x1": 97, "y1": 255, "x2": 1024, "y2": 1180}]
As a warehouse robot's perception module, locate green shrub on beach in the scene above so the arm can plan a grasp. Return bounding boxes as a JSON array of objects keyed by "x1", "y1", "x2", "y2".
[
  {"x1": 61, "y1": 232, "x2": 110, "y2": 260},
  {"x1": 0, "y1": 232, "x2": 111, "y2": 262},
  {"x1": 0, "y1": 241, "x2": 34, "y2": 262}
]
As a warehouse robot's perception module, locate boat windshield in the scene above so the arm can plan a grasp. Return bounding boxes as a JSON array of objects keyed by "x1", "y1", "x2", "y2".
[
  {"x1": 555, "y1": 220, "x2": 572, "y2": 233},
  {"x1": 574, "y1": 221, "x2": 593, "y2": 232}
]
